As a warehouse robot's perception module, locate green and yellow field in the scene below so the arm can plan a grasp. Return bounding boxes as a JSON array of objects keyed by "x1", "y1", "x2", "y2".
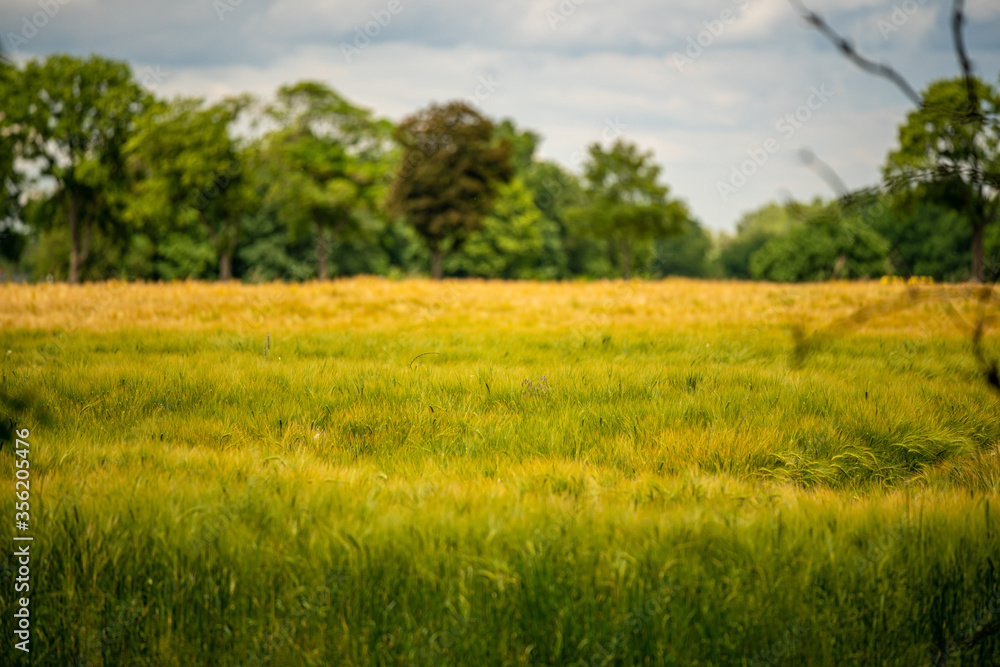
[{"x1": 1, "y1": 278, "x2": 999, "y2": 666}]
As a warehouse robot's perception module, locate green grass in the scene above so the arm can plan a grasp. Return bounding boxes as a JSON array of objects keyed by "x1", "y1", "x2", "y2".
[{"x1": 1, "y1": 280, "x2": 999, "y2": 665}]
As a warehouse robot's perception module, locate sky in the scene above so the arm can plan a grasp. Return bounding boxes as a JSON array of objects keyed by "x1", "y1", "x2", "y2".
[{"x1": 3, "y1": 0, "x2": 999, "y2": 233}]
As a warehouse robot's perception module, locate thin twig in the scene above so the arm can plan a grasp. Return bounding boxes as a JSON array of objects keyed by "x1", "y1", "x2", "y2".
[
  {"x1": 789, "y1": 0, "x2": 922, "y2": 106},
  {"x1": 409, "y1": 352, "x2": 441, "y2": 368},
  {"x1": 798, "y1": 149, "x2": 848, "y2": 198},
  {"x1": 951, "y1": 0, "x2": 982, "y2": 123}
]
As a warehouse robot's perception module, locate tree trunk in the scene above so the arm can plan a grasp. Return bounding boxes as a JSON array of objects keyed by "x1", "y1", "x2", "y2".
[
  {"x1": 67, "y1": 191, "x2": 81, "y2": 284},
  {"x1": 218, "y1": 216, "x2": 237, "y2": 281},
  {"x1": 316, "y1": 221, "x2": 329, "y2": 281},
  {"x1": 621, "y1": 239, "x2": 632, "y2": 280},
  {"x1": 971, "y1": 223, "x2": 984, "y2": 283},
  {"x1": 219, "y1": 251, "x2": 233, "y2": 282},
  {"x1": 430, "y1": 248, "x2": 444, "y2": 280}
]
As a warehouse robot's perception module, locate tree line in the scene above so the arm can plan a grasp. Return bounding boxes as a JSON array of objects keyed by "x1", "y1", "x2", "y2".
[{"x1": 0, "y1": 54, "x2": 997, "y2": 283}]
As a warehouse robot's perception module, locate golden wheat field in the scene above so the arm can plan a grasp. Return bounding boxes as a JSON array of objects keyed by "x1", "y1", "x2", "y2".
[{"x1": 1, "y1": 278, "x2": 999, "y2": 666}]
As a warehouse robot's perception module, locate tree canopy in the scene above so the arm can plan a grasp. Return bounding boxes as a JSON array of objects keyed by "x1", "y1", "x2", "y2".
[
  {"x1": 260, "y1": 81, "x2": 392, "y2": 280},
  {"x1": 14, "y1": 54, "x2": 149, "y2": 283},
  {"x1": 569, "y1": 139, "x2": 688, "y2": 278},
  {"x1": 884, "y1": 76, "x2": 1000, "y2": 281},
  {"x1": 388, "y1": 101, "x2": 513, "y2": 279},
  {"x1": 2, "y1": 52, "x2": 996, "y2": 286},
  {"x1": 125, "y1": 95, "x2": 256, "y2": 280}
]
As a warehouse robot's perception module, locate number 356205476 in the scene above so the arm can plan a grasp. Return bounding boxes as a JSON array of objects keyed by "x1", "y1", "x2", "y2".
[{"x1": 15, "y1": 429, "x2": 30, "y2": 527}]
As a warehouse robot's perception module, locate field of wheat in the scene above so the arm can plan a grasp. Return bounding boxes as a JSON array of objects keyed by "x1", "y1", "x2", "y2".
[{"x1": 1, "y1": 278, "x2": 999, "y2": 666}]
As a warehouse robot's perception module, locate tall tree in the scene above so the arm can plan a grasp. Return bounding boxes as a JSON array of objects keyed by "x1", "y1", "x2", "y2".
[
  {"x1": 569, "y1": 139, "x2": 687, "y2": 279},
  {"x1": 15, "y1": 55, "x2": 149, "y2": 283},
  {"x1": 260, "y1": 81, "x2": 392, "y2": 280},
  {"x1": 388, "y1": 101, "x2": 513, "y2": 279},
  {"x1": 884, "y1": 77, "x2": 1000, "y2": 282},
  {"x1": 126, "y1": 95, "x2": 256, "y2": 281},
  {"x1": 524, "y1": 160, "x2": 593, "y2": 277},
  {"x1": 0, "y1": 53, "x2": 28, "y2": 270},
  {"x1": 0, "y1": 51, "x2": 19, "y2": 221},
  {"x1": 791, "y1": 0, "x2": 1000, "y2": 282}
]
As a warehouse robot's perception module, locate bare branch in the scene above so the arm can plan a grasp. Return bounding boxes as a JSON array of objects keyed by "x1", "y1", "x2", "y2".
[
  {"x1": 798, "y1": 148, "x2": 848, "y2": 198},
  {"x1": 951, "y1": 0, "x2": 983, "y2": 123},
  {"x1": 789, "y1": 0, "x2": 922, "y2": 107}
]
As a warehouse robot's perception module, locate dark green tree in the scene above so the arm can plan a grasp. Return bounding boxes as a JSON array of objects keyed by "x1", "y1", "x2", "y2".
[
  {"x1": 388, "y1": 101, "x2": 513, "y2": 279},
  {"x1": 650, "y1": 219, "x2": 714, "y2": 278},
  {"x1": 569, "y1": 139, "x2": 687, "y2": 279}
]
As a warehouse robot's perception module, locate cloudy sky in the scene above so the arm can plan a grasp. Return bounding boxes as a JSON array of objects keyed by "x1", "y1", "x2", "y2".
[{"x1": 3, "y1": 0, "x2": 999, "y2": 232}]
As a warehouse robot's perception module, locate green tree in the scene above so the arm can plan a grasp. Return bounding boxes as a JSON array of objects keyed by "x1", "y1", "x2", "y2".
[
  {"x1": 126, "y1": 96, "x2": 256, "y2": 280},
  {"x1": 388, "y1": 101, "x2": 514, "y2": 279},
  {"x1": 749, "y1": 202, "x2": 890, "y2": 281},
  {"x1": 856, "y1": 184, "x2": 983, "y2": 281},
  {"x1": 15, "y1": 54, "x2": 149, "y2": 283},
  {"x1": 717, "y1": 202, "x2": 805, "y2": 279},
  {"x1": 0, "y1": 54, "x2": 19, "y2": 222},
  {"x1": 884, "y1": 76, "x2": 1000, "y2": 282},
  {"x1": 650, "y1": 219, "x2": 714, "y2": 278},
  {"x1": 447, "y1": 178, "x2": 562, "y2": 279},
  {"x1": 569, "y1": 139, "x2": 686, "y2": 279},
  {"x1": 0, "y1": 52, "x2": 27, "y2": 270},
  {"x1": 524, "y1": 160, "x2": 593, "y2": 277},
  {"x1": 260, "y1": 81, "x2": 392, "y2": 280}
]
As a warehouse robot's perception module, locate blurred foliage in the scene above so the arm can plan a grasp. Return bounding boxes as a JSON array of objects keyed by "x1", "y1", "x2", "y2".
[
  {"x1": 650, "y1": 218, "x2": 715, "y2": 278},
  {"x1": 568, "y1": 139, "x2": 688, "y2": 279},
  {"x1": 448, "y1": 178, "x2": 563, "y2": 280},
  {"x1": 883, "y1": 76, "x2": 1000, "y2": 281},
  {"x1": 12, "y1": 54, "x2": 150, "y2": 283},
  {"x1": 259, "y1": 81, "x2": 392, "y2": 280},
  {"x1": 125, "y1": 95, "x2": 256, "y2": 281},
  {"x1": 1, "y1": 55, "x2": 994, "y2": 285},
  {"x1": 749, "y1": 203, "x2": 890, "y2": 281},
  {"x1": 717, "y1": 201, "x2": 806, "y2": 280},
  {"x1": 388, "y1": 101, "x2": 514, "y2": 279}
]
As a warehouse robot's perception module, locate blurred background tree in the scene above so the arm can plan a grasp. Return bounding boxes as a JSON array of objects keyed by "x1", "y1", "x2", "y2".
[
  {"x1": 258, "y1": 81, "x2": 394, "y2": 281},
  {"x1": 749, "y1": 201, "x2": 889, "y2": 281},
  {"x1": 884, "y1": 76, "x2": 1000, "y2": 282},
  {"x1": 388, "y1": 101, "x2": 513, "y2": 279},
  {"x1": 2, "y1": 50, "x2": 995, "y2": 285},
  {"x1": 568, "y1": 139, "x2": 688, "y2": 279},
  {"x1": 125, "y1": 95, "x2": 256, "y2": 281},
  {"x1": 13, "y1": 55, "x2": 150, "y2": 283},
  {"x1": 0, "y1": 48, "x2": 27, "y2": 274}
]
